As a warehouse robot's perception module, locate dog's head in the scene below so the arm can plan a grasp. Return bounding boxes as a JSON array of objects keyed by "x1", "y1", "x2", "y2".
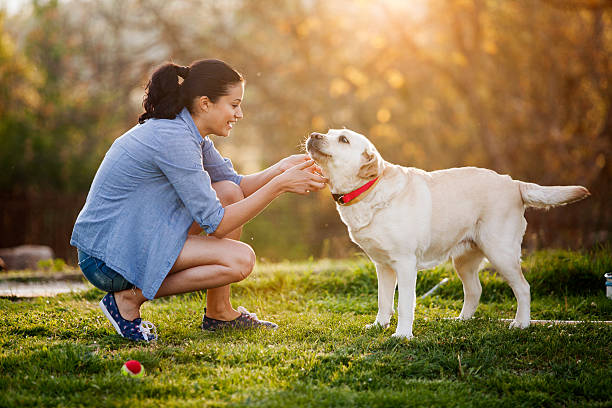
[{"x1": 306, "y1": 129, "x2": 384, "y2": 193}]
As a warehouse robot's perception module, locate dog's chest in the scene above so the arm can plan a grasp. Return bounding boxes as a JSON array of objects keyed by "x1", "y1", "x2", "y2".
[{"x1": 348, "y1": 222, "x2": 403, "y2": 263}]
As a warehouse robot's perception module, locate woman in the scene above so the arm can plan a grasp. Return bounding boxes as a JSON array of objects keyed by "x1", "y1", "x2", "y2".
[{"x1": 71, "y1": 59, "x2": 327, "y2": 342}]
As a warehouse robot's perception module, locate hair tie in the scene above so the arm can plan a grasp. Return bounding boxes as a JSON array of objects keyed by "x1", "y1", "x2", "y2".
[{"x1": 176, "y1": 65, "x2": 190, "y2": 79}]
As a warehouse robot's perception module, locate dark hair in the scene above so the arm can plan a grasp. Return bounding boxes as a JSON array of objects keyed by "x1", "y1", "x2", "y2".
[{"x1": 138, "y1": 59, "x2": 244, "y2": 124}]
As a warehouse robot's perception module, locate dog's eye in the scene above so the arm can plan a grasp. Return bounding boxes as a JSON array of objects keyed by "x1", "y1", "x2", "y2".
[{"x1": 339, "y1": 136, "x2": 349, "y2": 144}]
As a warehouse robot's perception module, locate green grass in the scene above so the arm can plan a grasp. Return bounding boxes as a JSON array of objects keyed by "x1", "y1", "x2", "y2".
[{"x1": 1, "y1": 248, "x2": 611, "y2": 407}]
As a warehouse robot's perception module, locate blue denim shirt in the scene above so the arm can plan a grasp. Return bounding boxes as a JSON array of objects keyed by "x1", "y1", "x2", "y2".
[{"x1": 70, "y1": 108, "x2": 242, "y2": 299}]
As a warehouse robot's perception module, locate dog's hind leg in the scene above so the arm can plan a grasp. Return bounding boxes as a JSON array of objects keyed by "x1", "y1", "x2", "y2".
[
  {"x1": 366, "y1": 262, "x2": 396, "y2": 329},
  {"x1": 477, "y1": 208, "x2": 531, "y2": 328},
  {"x1": 480, "y1": 245, "x2": 530, "y2": 329},
  {"x1": 452, "y1": 247, "x2": 485, "y2": 320}
]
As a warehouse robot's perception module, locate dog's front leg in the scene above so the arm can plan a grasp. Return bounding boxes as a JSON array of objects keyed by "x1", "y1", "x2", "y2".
[
  {"x1": 392, "y1": 256, "x2": 417, "y2": 339},
  {"x1": 366, "y1": 262, "x2": 396, "y2": 329}
]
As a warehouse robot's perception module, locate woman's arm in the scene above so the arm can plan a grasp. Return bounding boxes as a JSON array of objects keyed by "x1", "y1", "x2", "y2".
[
  {"x1": 211, "y1": 160, "x2": 325, "y2": 237},
  {"x1": 239, "y1": 154, "x2": 313, "y2": 197},
  {"x1": 238, "y1": 166, "x2": 282, "y2": 197}
]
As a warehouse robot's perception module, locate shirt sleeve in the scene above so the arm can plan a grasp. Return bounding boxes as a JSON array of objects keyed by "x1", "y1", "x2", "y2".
[
  {"x1": 153, "y1": 133, "x2": 225, "y2": 234},
  {"x1": 202, "y1": 137, "x2": 243, "y2": 185}
]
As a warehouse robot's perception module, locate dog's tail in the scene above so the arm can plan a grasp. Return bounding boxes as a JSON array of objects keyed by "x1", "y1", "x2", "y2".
[{"x1": 518, "y1": 181, "x2": 590, "y2": 209}]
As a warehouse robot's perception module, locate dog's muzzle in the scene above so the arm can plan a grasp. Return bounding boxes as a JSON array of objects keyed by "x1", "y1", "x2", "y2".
[{"x1": 306, "y1": 133, "x2": 329, "y2": 158}]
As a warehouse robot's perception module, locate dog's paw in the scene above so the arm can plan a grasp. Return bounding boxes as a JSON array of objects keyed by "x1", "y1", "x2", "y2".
[
  {"x1": 391, "y1": 331, "x2": 413, "y2": 339},
  {"x1": 508, "y1": 319, "x2": 530, "y2": 329},
  {"x1": 365, "y1": 321, "x2": 389, "y2": 330}
]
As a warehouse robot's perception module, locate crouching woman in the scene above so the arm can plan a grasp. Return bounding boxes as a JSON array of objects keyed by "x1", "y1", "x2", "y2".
[{"x1": 71, "y1": 59, "x2": 326, "y2": 341}]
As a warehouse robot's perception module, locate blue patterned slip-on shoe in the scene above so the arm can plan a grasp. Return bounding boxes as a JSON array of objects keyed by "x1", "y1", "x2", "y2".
[
  {"x1": 99, "y1": 293, "x2": 157, "y2": 342},
  {"x1": 201, "y1": 306, "x2": 278, "y2": 331}
]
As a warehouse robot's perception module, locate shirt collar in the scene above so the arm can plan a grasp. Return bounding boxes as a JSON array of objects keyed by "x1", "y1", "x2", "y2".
[{"x1": 178, "y1": 107, "x2": 204, "y2": 144}]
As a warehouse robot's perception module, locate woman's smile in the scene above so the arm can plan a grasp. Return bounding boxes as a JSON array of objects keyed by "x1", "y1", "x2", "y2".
[{"x1": 206, "y1": 82, "x2": 244, "y2": 136}]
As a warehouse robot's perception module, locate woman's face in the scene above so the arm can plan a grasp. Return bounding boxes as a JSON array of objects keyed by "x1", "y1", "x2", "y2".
[{"x1": 205, "y1": 82, "x2": 244, "y2": 137}]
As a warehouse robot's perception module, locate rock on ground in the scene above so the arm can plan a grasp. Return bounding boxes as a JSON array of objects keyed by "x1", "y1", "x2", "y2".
[{"x1": 0, "y1": 245, "x2": 54, "y2": 270}]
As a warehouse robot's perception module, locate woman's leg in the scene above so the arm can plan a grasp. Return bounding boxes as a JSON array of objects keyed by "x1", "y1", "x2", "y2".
[
  {"x1": 197, "y1": 181, "x2": 245, "y2": 320},
  {"x1": 114, "y1": 181, "x2": 250, "y2": 321}
]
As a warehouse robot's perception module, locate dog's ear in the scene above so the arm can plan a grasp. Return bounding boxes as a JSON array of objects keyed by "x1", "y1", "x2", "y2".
[{"x1": 358, "y1": 149, "x2": 379, "y2": 179}]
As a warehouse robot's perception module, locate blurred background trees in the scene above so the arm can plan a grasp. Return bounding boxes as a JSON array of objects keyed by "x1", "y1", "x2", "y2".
[{"x1": 0, "y1": 0, "x2": 610, "y2": 263}]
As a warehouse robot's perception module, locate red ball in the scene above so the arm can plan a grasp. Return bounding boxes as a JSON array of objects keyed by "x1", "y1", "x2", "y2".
[{"x1": 123, "y1": 360, "x2": 142, "y2": 375}]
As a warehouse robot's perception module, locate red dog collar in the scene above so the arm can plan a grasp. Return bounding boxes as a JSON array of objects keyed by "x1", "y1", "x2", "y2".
[{"x1": 332, "y1": 177, "x2": 380, "y2": 206}]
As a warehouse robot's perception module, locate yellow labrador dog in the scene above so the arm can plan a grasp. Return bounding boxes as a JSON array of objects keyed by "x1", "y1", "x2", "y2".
[{"x1": 306, "y1": 129, "x2": 589, "y2": 338}]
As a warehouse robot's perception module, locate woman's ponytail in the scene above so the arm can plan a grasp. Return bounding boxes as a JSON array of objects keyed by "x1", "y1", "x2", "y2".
[
  {"x1": 138, "y1": 63, "x2": 190, "y2": 124},
  {"x1": 138, "y1": 59, "x2": 243, "y2": 124}
]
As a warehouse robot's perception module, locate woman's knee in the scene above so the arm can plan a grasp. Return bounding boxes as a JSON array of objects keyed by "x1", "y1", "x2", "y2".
[
  {"x1": 212, "y1": 181, "x2": 244, "y2": 206},
  {"x1": 230, "y1": 243, "x2": 256, "y2": 282}
]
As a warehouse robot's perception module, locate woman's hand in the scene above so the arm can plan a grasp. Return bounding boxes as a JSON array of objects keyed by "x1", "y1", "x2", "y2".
[
  {"x1": 275, "y1": 160, "x2": 328, "y2": 195},
  {"x1": 276, "y1": 154, "x2": 323, "y2": 176},
  {"x1": 214, "y1": 160, "x2": 328, "y2": 237}
]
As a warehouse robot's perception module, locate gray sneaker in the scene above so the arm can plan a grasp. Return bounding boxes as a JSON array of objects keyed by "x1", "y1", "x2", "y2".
[{"x1": 201, "y1": 306, "x2": 278, "y2": 331}]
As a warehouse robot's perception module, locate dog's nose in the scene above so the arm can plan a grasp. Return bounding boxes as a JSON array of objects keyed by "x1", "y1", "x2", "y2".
[{"x1": 310, "y1": 132, "x2": 323, "y2": 139}]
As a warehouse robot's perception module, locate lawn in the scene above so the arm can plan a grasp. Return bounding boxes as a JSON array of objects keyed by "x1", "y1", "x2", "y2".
[{"x1": 1, "y1": 248, "x2": 611, "y2": 407}]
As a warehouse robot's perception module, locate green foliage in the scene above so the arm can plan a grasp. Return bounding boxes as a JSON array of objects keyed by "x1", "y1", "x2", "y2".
[
  {"x1": 0, "y1": 249, "x2": 610, "y2": 407},
  {"x1": 522, "y1": 246, "x2": 612, "y2": 296},
  {"x1": 0, "y1": 1, "x2": 137, "y2": 193},
  {"x1": 37, "y1": 258, "x2": 67, "y2": 272},
  {"x1": 1, "y1": 0, "x2": 610, "y2": 259}
]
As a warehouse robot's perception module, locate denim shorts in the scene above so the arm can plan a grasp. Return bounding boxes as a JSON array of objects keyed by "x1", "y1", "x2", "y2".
[{"x1": 77, "y1": 250, "x2": 134, "y2": 292}]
